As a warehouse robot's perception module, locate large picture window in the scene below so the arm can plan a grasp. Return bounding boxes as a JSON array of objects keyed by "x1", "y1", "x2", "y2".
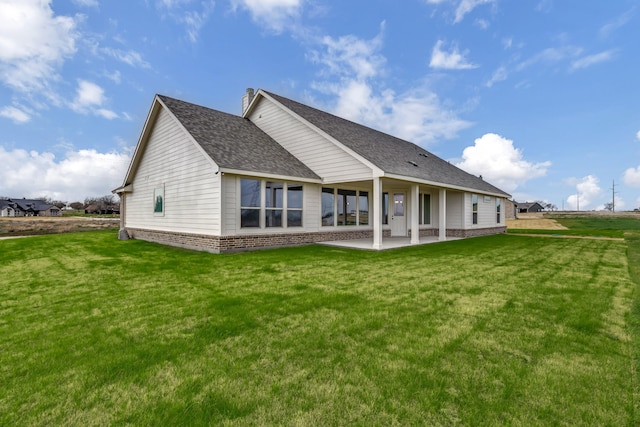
[
  {"x1": 337, "y1": 189, "x2": 357, "y2": 226},
  {"x1": 323, "y1": 187, "x2": 369, "y2": 227},
  {"x1": 241, "y1": 179, "x2": 303, "y2": 229},
  {"x1": 241, "y1": 179, "x2": 261, "y2": 227},
  {"x1": 265, "y1": 181, "x2": 283, "y2": 227},
  {"x1": 321, "y1": 188, "x2": 335, "y2": 226},
  {"x1": 287, "y1": 184, "x2": 303, "y2": 227}
]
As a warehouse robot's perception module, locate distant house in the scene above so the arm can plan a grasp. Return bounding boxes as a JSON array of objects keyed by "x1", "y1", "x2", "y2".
[
  {"x1": 0, "y1": 200, "x2": 18, "y2": 217},
  {"x1": 0, "y1": 198, "x2": 61, "y2": 217},
  {"x1": 517, "y1": 202, "x2": 545, "y2": 213},
  {"x1": 114, "y1": 89, "x2": 511, "y2": 253},
  {"x1": 504, "y1": 199, "x2": 518, "y2": 220}
]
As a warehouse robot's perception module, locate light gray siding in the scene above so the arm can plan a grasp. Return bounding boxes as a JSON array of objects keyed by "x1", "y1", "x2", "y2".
[
  {"x1": 125, "y1": 107, "x2": 221, "y2": 235},
  {"x1": 463, "y1": 193, "x2": 501, "y2": 229},
  {"x1": 248, "y1": 97, "x2": 374, "y2": 183},
  {"x1": 446, "y1": 191, "x2": 464, "y2": 228}
]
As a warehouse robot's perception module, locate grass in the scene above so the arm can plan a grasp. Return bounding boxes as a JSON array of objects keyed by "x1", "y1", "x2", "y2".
[
  {"x1": 509, "y1": 215, "x2": 640, "y2": 238},
  {"x1": 0, "y1": 223, "x2": 638, "y2": 425}
]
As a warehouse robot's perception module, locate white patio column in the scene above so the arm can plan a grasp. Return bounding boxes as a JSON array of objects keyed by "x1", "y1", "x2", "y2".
[
  {"x1": 439, "y1": 188, "x2": 447, "y2": 241},
  {"x1": 411, "y1": 183, "x2": 420, "y2": 244},
  {"x1": 373, "y1": 177, "x2": 383, "y2": 250}
]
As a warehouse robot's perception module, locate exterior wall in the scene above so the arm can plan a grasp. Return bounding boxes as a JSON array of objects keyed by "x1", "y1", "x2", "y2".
[
  {"x1": 127, "y1": 225, "x2": 506, "y2": 253},
  {"x1": 445, "y1": 191, "x2": 464, "y2": 228},
  {"x1": 248, "y1": 97, "x2": 374, "y2": 183},
  {"x1": 463, "y1": 193, "x2": 504, "y2": 229},
  {"x1": 505, "y1": 199, "x2": 517, "y2": 220},
  {"x1": 127, "y1": 227, "x2": 376, "y2": 254},
  {"x1": 125, "y1": 107, "x2": 221, "y2": 235}
]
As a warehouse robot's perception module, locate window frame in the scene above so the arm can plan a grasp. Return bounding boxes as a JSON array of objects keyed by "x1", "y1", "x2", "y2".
[
  {"x1": 323, "y1": 187, "x2": 370, "y2": 227},
  {"x1": 153, "y1": 184, "x2": 165, "y2": 216},
  {"x1": 472, "y1": 194, "x2": 478, "y2": 225},
  {"x1": 240, "y1": 178, "x2": 304, "y2": 229},
  {"x1": 419, "y1": 193, "x2": 431, "y2": 225}
]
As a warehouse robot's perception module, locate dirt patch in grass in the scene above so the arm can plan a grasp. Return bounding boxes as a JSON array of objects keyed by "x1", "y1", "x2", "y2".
[
  {"x1": 507, "y1": 213, "x2": 567, "y2": 230},
  {"x1": 0, "y1": 217, "x2": 119, "y2": 237}
]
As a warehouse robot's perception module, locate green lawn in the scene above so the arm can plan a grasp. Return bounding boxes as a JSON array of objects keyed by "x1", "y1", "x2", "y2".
[
  {"x1": 509, "y1": 215, "x2": 640, "y2": 238},
  {"x1": 1, "y1": 225, "x2": 639, "y2": 425}
]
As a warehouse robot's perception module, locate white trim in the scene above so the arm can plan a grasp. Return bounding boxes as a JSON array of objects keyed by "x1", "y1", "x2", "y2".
[
  {"x1": 384, "y1": 173, "x2": 508, "y2": 198},
  {"x1": 221, "y1": 168, "x2": 321, "y2": 184}
]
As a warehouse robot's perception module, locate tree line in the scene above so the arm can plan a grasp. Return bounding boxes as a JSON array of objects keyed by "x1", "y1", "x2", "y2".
[{"x1": 1, "y1": 195, "x2": 119, "y2": 211}]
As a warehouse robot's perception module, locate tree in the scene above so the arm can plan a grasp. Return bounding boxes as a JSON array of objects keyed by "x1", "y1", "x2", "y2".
[
  {"x1": 69, "y1": 202, "x2": 84, "y2": 210},
  {"x1": 84, "y1": 195, "x2": 119, "y2": 214},
  {"x1": 604, "y1": 202, "x2": 614, "y2": 212}
]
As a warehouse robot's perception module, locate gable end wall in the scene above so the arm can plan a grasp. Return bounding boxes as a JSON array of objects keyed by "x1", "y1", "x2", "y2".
[
  {"x1": 125, "y1": 107, "x2": 221, "y2": 235},
  {"x1": 248, "y1": 97, "x2": 374, "y2": 183}
]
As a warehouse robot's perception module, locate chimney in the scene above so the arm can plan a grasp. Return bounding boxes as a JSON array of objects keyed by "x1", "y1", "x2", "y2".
[{"x1": 242, "y1": 88, "x2": 255, "y2": 115}]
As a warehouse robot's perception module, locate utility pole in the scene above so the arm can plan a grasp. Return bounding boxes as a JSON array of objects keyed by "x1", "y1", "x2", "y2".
[{"x1": 611, "y1": 180, "x2": 618, "y2": 212}]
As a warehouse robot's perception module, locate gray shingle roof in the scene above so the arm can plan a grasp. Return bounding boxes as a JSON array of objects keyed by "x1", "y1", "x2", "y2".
[
  {"x1": 157, "y1": 95, "x2": 320, "y2": 180},
  {"x1": 264, "y1": 91, "x2": 510, "y2": 197}
]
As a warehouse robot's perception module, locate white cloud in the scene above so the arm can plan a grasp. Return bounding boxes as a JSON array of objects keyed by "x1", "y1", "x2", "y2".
[
  {"x1": 429, "y1": 40, "x2": 478, "y2": 70},
  {"x1": 635, "y1": 130, "x2": 640, "y2": 142},
  {"x1": 600, "y1": 8, "x2": 634, "y2": 39},
  {"x1": 455, "y1": 133, "x2": 551, "y2": 193},
  {"x1": 0, "y1": 0, "x2": 78, "y2": 93},
  {"x1": 454, "y1": 0, "x2": 495, "y2": 23},
  {"x1": 101, "y1": 47, "x2": 150, "y2": 68},
  {"x1": 70, "y1": 80, "x2": 118, "y2": 119},
  {"x1": 485, "y1": 66, "x2": 508, "y2": 87},
  {"x1": 624, "y1": 165, "x2": 640, "y2": 187},
  {"x1": 231, "y1": 0, "x2": 301, "y2": 33},
  {"x1": 157, "y1": 0, "x2": 215, "y2": 42},
  {"x1": 570, "y1": 50, "x2": 616, "y2": 71},
  {"x1": 0, "y1": 106, "x2": 31, "y2": 124},
  {"x1": 327, "y1": 81, "x2": 473, "y2": 145},
  {"x1": 0, "y1": 146, "x2": 130, "y2": 201},
  {"x1": 310, "y1": 27, "x2": 472, "y2": 146},
  {"x1": 312, "y1": 29, "x2": 386, "y2": 80},
  {"x1": 516, "y1": 46, "x2": 583, "y2": 71},
  {"x1": 72, "y1": 0, "x2": 99, "y2": 7},
  {"x1": 565, "y1": 175, "x2": 602, "y2": 210}
]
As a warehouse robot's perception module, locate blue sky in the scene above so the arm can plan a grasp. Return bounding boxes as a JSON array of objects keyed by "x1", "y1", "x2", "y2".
[{"x1": 1, "y1": 0, "x2": 639, "y2": 209}]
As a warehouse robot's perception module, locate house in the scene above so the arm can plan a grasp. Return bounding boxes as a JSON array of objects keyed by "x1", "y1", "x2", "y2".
[
  {"x1": 0, "y1": 200, "x2": 18, "y2": 217},
  {"x1": 504, "y1": 199, "x2": 518, "y2": 220},
  {"x1": 114, "y1": 89, "x2": 511, "y2": 253},
  {"x1": 0, "y1": 198, "x2": 61, "y2": 217},
  {"x1": 517, "y1": 202, "x2": 545, "y2": 213}
]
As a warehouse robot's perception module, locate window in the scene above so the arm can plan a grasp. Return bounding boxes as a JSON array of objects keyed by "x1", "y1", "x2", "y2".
[
  {"x1": 265, "y1": 181, "x2": 283, "y2": 227},
  {"x1": 287, "y1": 184, "x2": 303, "y2": 227},
  {"x1": 323, "y1": 187, "x2": 369, "y2": 226},
  {"x1": 241, "y1": 179, "x2": 261, "y2": 227},
  {"x1": 419, "y1": 194, "x2": 431, "y2": 225},
  {"x1": 321, "y1": 188, "x2": 335, "y2": 226},
  {"x1": 382, "y1": 192, "x2": 389, "y2": 225},
  {"x1": 241, "y1": 179, "x2": 303, "y2": 229},
  {"x1": 472, "y1": 194, "x2": 478, "y2": 225},
  {"x1": 359, "y1": 191, "x2": 369, "y2": 225},
  {"x1": 496, "y1": 198, "x2": 501, "y2": 223},
  {"x1": 154, "y1": 185, "x2": 164, "y2": 214},
  {"x1": 337, "y1": 189, "x2": 357, "y2": 226}
]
